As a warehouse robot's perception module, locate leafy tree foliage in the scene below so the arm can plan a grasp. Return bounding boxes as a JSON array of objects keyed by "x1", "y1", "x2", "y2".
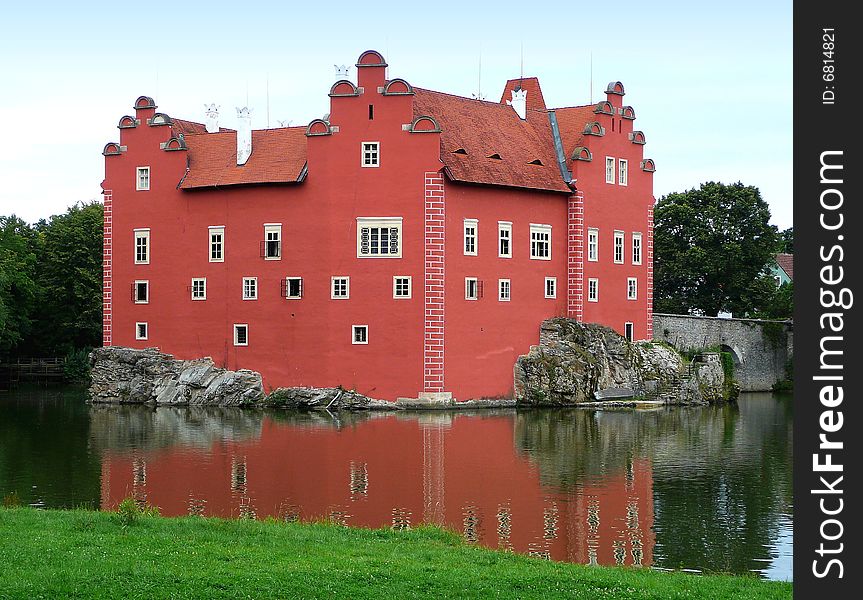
[
  {"x1": 778, "y1": 227, "x2": 793, "y2": 254},
  {"x1": 0, "y1": 216, "x2": 38, "y2": 353},
  {"x1": 653, "y1": 182, "x2": 781, "y2": 317}
]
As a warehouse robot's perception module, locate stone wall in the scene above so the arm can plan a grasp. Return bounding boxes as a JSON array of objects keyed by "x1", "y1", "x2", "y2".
[{"x1": 652, "y1": 313, "x2": 792, "y2": 391}]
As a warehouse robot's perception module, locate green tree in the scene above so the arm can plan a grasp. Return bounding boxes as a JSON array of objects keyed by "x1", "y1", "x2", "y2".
[
  {"x1": 653, "y1": 182, "x2": 780, "y2": 317},
  {"x1": 0, "y1": 216, "x2": 38, "y2": 355},
  {"x1": 778, "y1": 227, "x2": 793, "y2": 254}
]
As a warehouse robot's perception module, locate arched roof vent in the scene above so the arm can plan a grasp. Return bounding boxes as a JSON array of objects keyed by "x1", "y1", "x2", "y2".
[
  {"x1": 571, "y1": 146, "x2": 592, "y2": 162},
  {"x1": 148, "y1": 112, "x2": 172, "y2": 126},
  {"x1": 356, "y1": 50, "x2": 387, "y2": 68},
  {"x1": 329, "y1": 80, "x2": 360, "y2": 97},
  {"x1": 306, "y1": 119, "x2": 333, "y2": 137},
  {"x1": 134, "y1": 96, "x2": 156, "y2": 110},
  {"x1": 118, "y1": 115, "x2": 138, "y2": 129},
  {"x1": 593, "y1": 101, "x2": 614, "y2": 115},
  {"x1": 383, "y1": 78, "x2": 414, "y2": 96},
  {"x1": 641, "y1": 158, "x2": 656, "y2": 172},
  {"x1": 102, "y1": 142, "x2": 123, "y2": 156},
  {"x1": 629, "y1": 131, "x2": 646, "y2": 145},
  {"x1": 408, "y1": 115, "x2": 440, "y2": 133},
  {"x1": 605, "y1": 81, "x2": 625, "y2": 96}
]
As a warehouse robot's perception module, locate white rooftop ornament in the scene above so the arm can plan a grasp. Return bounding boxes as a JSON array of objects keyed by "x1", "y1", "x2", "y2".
[
  {"x1": 335, "y1": 64, "x2": 350, "y2": 79},
  {"x1": 507, "y1": 87, "x2": 527, "y2": 120},
  {"x1": 236, "y1": 107, "x2": 252, "y2": 166},
  {"x1": 204, "y1": 104, "x2": 220, "y2": 133}
]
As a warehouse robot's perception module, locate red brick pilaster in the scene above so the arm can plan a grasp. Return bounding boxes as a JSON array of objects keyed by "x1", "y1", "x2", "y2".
[
  {"x1": 646, "y1": 205, "x2": 654, "y2": 339},
  {"x1": 102, "y1": 190, "x2": 113, "y2": 346},
  {"x1": 567, "y1": 192, "x2": 585, "y2": 321},
  {"x1": 423, "y1": 172, "x2": 445, "y2": 392}
]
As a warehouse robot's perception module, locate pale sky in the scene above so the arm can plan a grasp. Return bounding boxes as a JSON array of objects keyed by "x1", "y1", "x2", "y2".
[{"x1": 0, "y1": 1, "x2": 792, "y2": 229}]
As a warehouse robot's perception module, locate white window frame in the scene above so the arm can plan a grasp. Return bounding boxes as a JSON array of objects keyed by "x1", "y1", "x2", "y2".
[
  {"x1": 191, "y1": 278, "x2": 206, "y2": 301},
  {"x1": 209, "y1": 226, "x2": 225, "y2": 263},
  {"x1": 361, "y1": 142, "x2": 380, "y2": 168},
  {"x1": 133, "y1": 280, "x2": 149, "y2": 304},
  {"x1": 233, "y1": 324, "x2": 249, "y2": 346},
  {"x1": 587, "y1": 228, "x2": 599, "y2": 262},
  {"x1": 242, "y1": 277, "x2": 258, "y2": 301},
  {"x1": 264, "y1": 223, "x2": 281, "y2": 260},
  {"x1": 545, "y1": 277, "x2": 557, "y2": 299},
  {"x1": 463, "y1": 219, "x2": 478, "y2": 256},
  {"x1": 134, "y1": 228, "x2": 150, "y2": 265},
  {"x1": 588, "y1": 278, "x2": 599, "y2": 302},
  {"x1": 465, "y1": 277, "x2": 479, "y2": 301},
  {"x1": 605, "y1": 157, "x2": 615, "y2": 184},
  {"x1": 614, "y1": 231, "x2": 625, "y2": 264},
  {"x1": 357, "y1": 217, "x2": 402, "y2": 258},
  {"x1": 331, "y1": 276, "x2": 350, "y2": 299},
  {"x1": 352, "y1": 324, "x2": 369, "y2": 345},
  {"x1": 530, "y1": 224, "x2": 552, "y2": 260},
  {"x1": 632, "y1": 232, "x2": 643, "y2": 265},
  {"x1": 135, "y1": 322, "x2": 148, "y2": 340},
  {"x1": 624, "y1": 322, "x2": 634, "y2": 342},
  {"x1": 498, "y1": 221, "x2": 512, "y2": 258},
  {"x1": 498, "y1": 279, "x2": 511, "y2": 302},
  {"x1": 627, "y1": 277, "x2": 638, "y2": 300},
  {"x1": 285, "y1": 277, "x2": 303, "y2": 300},
  {"x1": 393, "y1": 276, "x2": 412, "y2": 299},
  {"x1": 618, "y1": 159, "x2": 628, "y2": 186},
  {"x1": 136, "y1": 166, "x2": 150, "y2": 191}
]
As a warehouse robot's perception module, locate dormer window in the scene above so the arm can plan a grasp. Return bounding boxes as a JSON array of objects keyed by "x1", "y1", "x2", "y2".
[
  {"x1": 362, "y1": 142, "x2": 380, "y2": 167},
  {"x1": 487, "y1": 153, "x2": 502, "y2": 160},
  {"x1": 528, "y1": 159, "x2": 543, "y2": 166},
  {"x1": 452, "y1": 148, "x2": 468, "y2": 155},
  {"x1": 136, "y1": 167, "x2": 150, "y2": 191}
]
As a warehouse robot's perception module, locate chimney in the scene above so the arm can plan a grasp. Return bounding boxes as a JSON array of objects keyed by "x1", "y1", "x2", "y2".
[
  {"x1": 204, "y1": 104, "x2": 220, "y2": 133},
  {"x1": 236, "y1": 107, "x2": 252, "y2": 165},
  {"x1": 335, "y1": 64, "x2": 349, "y2": 80},
  {"x1": 507, "y1": 87, "x2": 527, "y2": 120}
]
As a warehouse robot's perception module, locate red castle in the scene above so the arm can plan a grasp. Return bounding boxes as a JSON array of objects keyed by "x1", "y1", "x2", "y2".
[{"x1": 101, "y1": 49, "x2": 656, "y2": 402}]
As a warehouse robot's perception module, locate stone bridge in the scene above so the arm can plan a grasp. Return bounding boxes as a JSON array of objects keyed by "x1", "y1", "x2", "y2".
[{"x1": 652, "y1": 313, "x2": 793, "y2": 392}]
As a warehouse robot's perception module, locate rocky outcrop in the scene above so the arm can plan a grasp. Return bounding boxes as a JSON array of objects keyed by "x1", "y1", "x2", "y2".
[
  {"x1": 263, "y1": 386, "x2": 397, "y2": 411},
  {"x1": 89, "y1": 347, "x2": 265, "y2": 406},
  {"x1": 513, "y1": 318, "x2": 734, "y2": 406}
]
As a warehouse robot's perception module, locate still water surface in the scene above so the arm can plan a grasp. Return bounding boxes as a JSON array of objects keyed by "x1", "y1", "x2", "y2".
[{"x1": 0, "y1": 387, "x2": 792, "y2": 580}]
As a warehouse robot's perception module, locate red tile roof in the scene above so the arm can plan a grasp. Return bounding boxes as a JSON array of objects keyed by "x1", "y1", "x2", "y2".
[
  {"x1": 499, "y1": 77, "x2": 547, "y2": 112},
  {"x1": 172, "y1": 119, "x2": 233, "y2": 135},
  {"x1": 413, "y1": 88, "x2": 571, "y2": 193},
  {"x1": 179, "y1": 128, "x2": 307, "y2": 189},
  {"x1": 552, "y1": 105, "x2": 597, "y2": 166},
  {"x1": 775, "y1": 253, "x2": 793, "y2": 280}
]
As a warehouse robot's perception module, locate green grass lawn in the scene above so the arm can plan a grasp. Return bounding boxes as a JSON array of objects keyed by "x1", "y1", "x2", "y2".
[{"x1": 0, "y1": 507, "x2": 792, "y2": 599}]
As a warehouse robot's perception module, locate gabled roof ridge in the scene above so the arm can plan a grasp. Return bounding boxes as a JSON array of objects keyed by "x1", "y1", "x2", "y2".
[
  {"x1": 552, "y1": 103, "x2": 594, "y2": 111},
  {"x1": 414, "y1": 87, "x2": 509, "y2": 108}
]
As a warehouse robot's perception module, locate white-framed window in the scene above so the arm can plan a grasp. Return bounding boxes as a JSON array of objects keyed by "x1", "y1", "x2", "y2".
[
  {"x1": 464, "y1": 219, "x2": 478, "y2": 256},
  {"x1": 624, "y1": 322, "x2": 634, "y2": 342},
  {"x1": 614, "y1": 231, "x2": 625, "y2": 264},
  {"x1": 618, "y1": 159, "x2": 628, "y2": 186},
  {"x1": 136, "y1": 166, "x2": 150, "y2": 191},
  {"x1": 545, "y1": 277, "x2": 557, "y2": 299},
  {"x1": 587, "y1": 228, "x2": 599, "y2": 262},
  {"x1": 134, "y1": 229, "x2": 150, "y2": 264},
  {"x1": 627, "y1": 277, "x2": 638, "y2": 300},
  {"x1": 234, "y1": 324, "x2": 249, "y2": 346},
  {"x1": 242, "y1": 277, "x2": 258, "y2": 300},
  {"x1": 331, "y1": 276, "x2": 350, "y2": 299},
  {"x1": 283, "y1": 277, "x2": 303, "y2": 299},
  {"x1": 605, "y1": 157, "x2": 615, "y2": 184},
  {"x1": 191, "y1": 278, "x2": 206, "y2": 300},
  {"x1": 530, "y1": 224, "x2": 551, "y2": 260},
  {"x1": 352, "y1": 325, "x2": 369, "y2": 344},
  {"x1": 361, "y1": 142, "x2": 380, "y2": 167},
  {"x1": 133, "y1": 280, "x2": 149, "y2": 304},
  {"x1": 393, "y1": 276, "x2": 411, "y2": 299},
  {"x1": 588, "y1": 278, "x2": 599, "y2": 302},
  {"x1": 465, "y1": 277, "x2": 479, "y2": 300},
  {"x1": 209, "y1": 226, "x2": 225, "y2": 262},
  {"x1": 498, "y1": 279, "x2": 511, "y2": 302},
  {"x1": 632, "y1": 232, "x2": 643, "y2": 265},
  {"x1": 263, "y1": 224, "x2": 281, "y2": 260},
  {"x1": 357, "y1": 217, "x2": 402, "y2": 258},
  {"x1": 135, "y1": 322, "x2": 148, "y2": 340},
  {"x1": 498, "y1": 221, "x2": 512, "y2": 258}
]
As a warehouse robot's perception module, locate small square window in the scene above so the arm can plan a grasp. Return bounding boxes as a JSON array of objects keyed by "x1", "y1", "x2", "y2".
[
  {"x1": 545, "y1": 277, "x2": 557, "y2": 299},
  {"x1": 134, "y1": 229, "x2": 150, "y2": 264},
  {"x1": 133, "y1": 280, "x2": 149, "y2": 303},
  {"x1": 605, "y1": 157, "x2": 615, "y2": 184},
  {"x1": 332, "y1": 276, "x2": 350, "y2": 299},
  {"x1": 283, "y1": 277, "x2": 303, "y2": 299},
  {"x1": 242, "y1": 277, "x2": 258, "y2": 300},
  {"x1": 464, "y1": 219, "x2": 478, "y2": 256},
  {"x1": 234, "y1": 324, "x2": 248, "y2": 346},
  {"x1": 588, "y1": 278, "x2": 599, "y2": 302},
  {"x1": 499, "y1": 279, "x2": 511, "y2": 302},
  {"x1": 393, "y1": 276, "x2": 411, "y2": 299},
  {"x1": 498, "y1": 222, "x2": 512, "y2": 258},
  {"x1": 361, "y1": 142, "x2": 380, "y2": 167},
  {"x1": 465, "y1": 277, "x2": 479, "y2": 301},
  {"x1": 627, "y1": 277, "x2": 638, "y2": 300},
  {"x1": 209, "y1": 227, "x2": 225, "y2": 262},
  {"x1": 136, "y1": 167, "x2": 150, "y2": 191},
  {"x1": 191, "y1": 278, "x2": 206, "y2": 300},
  {"x1": 352, "y1": 325, "x2": 369, "y2": 344},
  {"x1": 135, "y1": 322, "x2": 148, "y2": 340}
]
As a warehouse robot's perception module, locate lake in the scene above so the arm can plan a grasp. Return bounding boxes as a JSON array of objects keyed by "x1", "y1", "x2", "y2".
[{"x1": 0, "y1": 386, "x2": 792, "y2": 581}]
